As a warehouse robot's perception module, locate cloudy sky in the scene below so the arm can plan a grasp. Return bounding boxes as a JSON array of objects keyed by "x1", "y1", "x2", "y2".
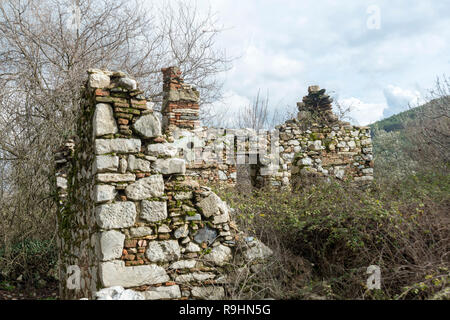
[{"x1": 194, "y1": 0, "x2": 450, "y2": 126}]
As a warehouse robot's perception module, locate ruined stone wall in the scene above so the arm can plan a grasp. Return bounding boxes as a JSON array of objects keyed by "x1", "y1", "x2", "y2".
[
  {"x1": 160, "y1": 70, "x2": 373, "y2": 188},
  {"x1": 161, "y1": 66, "x2": 200, "y2": 132},
  {"x1": 54, "y1": 69, "x2": 271, "y2": 300},
  {"x1": 54, "y1": 66, "x2": 373, "y2": 300},
  {"x1": 278, "y1": 119, "x2": 373, "y2": 188},
  {"x1": 275, "y1": 86, "x2": 373, "y2": 188}
]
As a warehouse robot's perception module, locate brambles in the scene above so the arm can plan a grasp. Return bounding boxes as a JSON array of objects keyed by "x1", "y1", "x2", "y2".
[{"x1": 214, "y1": 167, "x2": 449, "y2": 300}]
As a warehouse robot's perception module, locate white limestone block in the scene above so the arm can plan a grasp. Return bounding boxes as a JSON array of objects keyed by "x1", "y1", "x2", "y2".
[
  {"x1": 89, "y1": 73, "x2": 110, "y2": 88},
  {"x1": 132, "y1": 114, "x2": 161, "y2": 138},
  {"x1": 147, "y1": 143, "x2": 178, "y2": 157},
  {"x1": 142, "y1": 285, "x2": 181, "y2": 300},
  {"x1": 203, "y1": 244, "x2": 232, "y2": 266},
  {"x1": 141, "y1": 200, "x2": 167, "y2": 222},
  {"x1": 92, "y1": 184, "x2": 116, "y2": 203},
  {"x1": 145, "y1": 240, "x2": 181, "y2": 263},
  {"x1": 93, "y1": 155, "x2": 119, "y2": 173},
  {"x1": 125, "y1": 175, "x2": 164, "y2": 200},
  {"x1": 95, "y1": 139, "x2": 141, "y2": 154},
  {"x1": 93, "y1": 103, "x2": 118, "y2": 137},
  {"x1": 95, "y1": 202, "x2": 136, "y2": 229},
  {"x1": 99, "y1": 260, "x2": 169, "y2": 287},
  {"x1": 96, "y1": 173, "x2": 135, "y2": 183},
  {"x1": 152, "y1": 158, "x2": 186, "y2": 175},
  {"x1": 99, "y1": 230, "x2": 125, "y2": 261}
]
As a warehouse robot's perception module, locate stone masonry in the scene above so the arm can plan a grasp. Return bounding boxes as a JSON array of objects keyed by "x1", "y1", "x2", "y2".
[
  {"x1": 54, "y1": 69, "x2": 271, "y2": 300},
  {"x1": 161, "y1": 66, "x2": 201, "y2": 132},
  {"x1": 162, "y1": 70, "x2": 373, "y2": 188}
]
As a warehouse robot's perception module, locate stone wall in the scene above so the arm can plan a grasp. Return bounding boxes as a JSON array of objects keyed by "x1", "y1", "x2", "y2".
[
  {"x1": 160, "y1": 70, "x2": 373, "y2": 188},
  {"x1": 276, "y1": 86, "x2": 374, "y2": 188},
  {"x1": 54, "y1": 69, "x2": 271, "y2": 300}
]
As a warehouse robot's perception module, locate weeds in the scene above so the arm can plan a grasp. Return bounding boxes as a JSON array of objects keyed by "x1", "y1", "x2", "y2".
[{"x1": 213, "y1": 168, "x2": 449, "y2": 300}]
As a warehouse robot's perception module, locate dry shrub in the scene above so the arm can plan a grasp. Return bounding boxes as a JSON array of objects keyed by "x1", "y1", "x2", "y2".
[
  {"x1": 213, "y1": 168, "x2": 450, "y2": 299},
  {"x1": 224, "y1": 232, "x2": 314, "y2": 300}
]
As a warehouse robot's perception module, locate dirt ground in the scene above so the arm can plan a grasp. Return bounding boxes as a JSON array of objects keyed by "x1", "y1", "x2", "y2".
[{"x1": 0, "y1": 281, "x2": 59, "y2": 300}]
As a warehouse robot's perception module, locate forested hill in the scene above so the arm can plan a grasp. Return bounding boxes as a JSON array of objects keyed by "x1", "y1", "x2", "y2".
[
  {"x1": 368, "y1": 97, "x2": 447, "y2": 133},
  {"x1": 369, "y1": 105, "x2": 421, "y2": 133}
]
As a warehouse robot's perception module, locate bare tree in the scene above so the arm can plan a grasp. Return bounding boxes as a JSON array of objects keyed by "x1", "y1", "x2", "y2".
[
  {"x1": 414, "y1": 75, "x2": 450, "y2": 163},
  {"x1": 236, "y1": 90, "x2": 270, "y2": 130},
  {"x1": 0, "y1": 0, "x2": 231, "y2": 277},
  {"x1": 234, "y1": 90, "x2": 294, "y2": 130},
  {"x1": 333, "y1": 99, "x2": 355, "y2": 123}
]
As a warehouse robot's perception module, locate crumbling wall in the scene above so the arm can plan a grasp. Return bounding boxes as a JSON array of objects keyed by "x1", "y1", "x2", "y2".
[
  {"x1": 161, "y1": 66, "x2": 200, "y2": 132},
  {"x1": 278, "y1": 86, "x2": 374, "y2": 188},
  {"x1": 160, "y1": 70, "x2": 373, "y2": 188},
  {"x1": 54, "y1": 69, "x2": 271, "y2": 300},
  {"x1": 160, "y1": 68, "x2": 277, "y2": 187}
]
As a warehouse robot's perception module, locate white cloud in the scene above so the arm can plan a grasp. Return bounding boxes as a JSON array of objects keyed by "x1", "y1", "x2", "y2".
[
  {"x1": 193, "y1": 0, "x2": 450, "y2": 126},
  {"x1": 382, "y1": 85, "x2": 423, "y2": 117},
  {"x1": 205, "y1": 90, "x2": 252, "y2": 127},
  {"x1": 242, "y1": 46, "x2": 304, "y2": 79},
  {"x1": 338, "y1": 97, "x2": 386, "y2": 126}
]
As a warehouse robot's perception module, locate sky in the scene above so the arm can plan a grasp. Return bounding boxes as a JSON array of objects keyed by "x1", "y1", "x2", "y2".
[{"x1": 194, "y1": 0, "x2": 450, "y2": 126}]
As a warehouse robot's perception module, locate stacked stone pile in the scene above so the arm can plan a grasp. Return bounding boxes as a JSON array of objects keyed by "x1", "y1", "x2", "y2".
[
  {"x1": 54, "y1": 139, "x2": 75, "y2": 200},
  {"x1": 88, "y1": 69, "x2": 158, "y2": 138},
  {"x1": 297, "y1": 85, "x2": 338, "y2": 123},
  {"x1": 54, "y1": 69, "x2": 272, "y2": 300}
]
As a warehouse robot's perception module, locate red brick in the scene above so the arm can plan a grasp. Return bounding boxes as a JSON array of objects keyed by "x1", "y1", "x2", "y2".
[
  {"x1": 95, "y1": 89, "x2": 110, "y2": 96},
  {"x1": 117, "y1": 118, "x2": 129, "y2": 125},
  {"x1": 124, "y1": 254, "x2": 136, "y2": 261}
]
